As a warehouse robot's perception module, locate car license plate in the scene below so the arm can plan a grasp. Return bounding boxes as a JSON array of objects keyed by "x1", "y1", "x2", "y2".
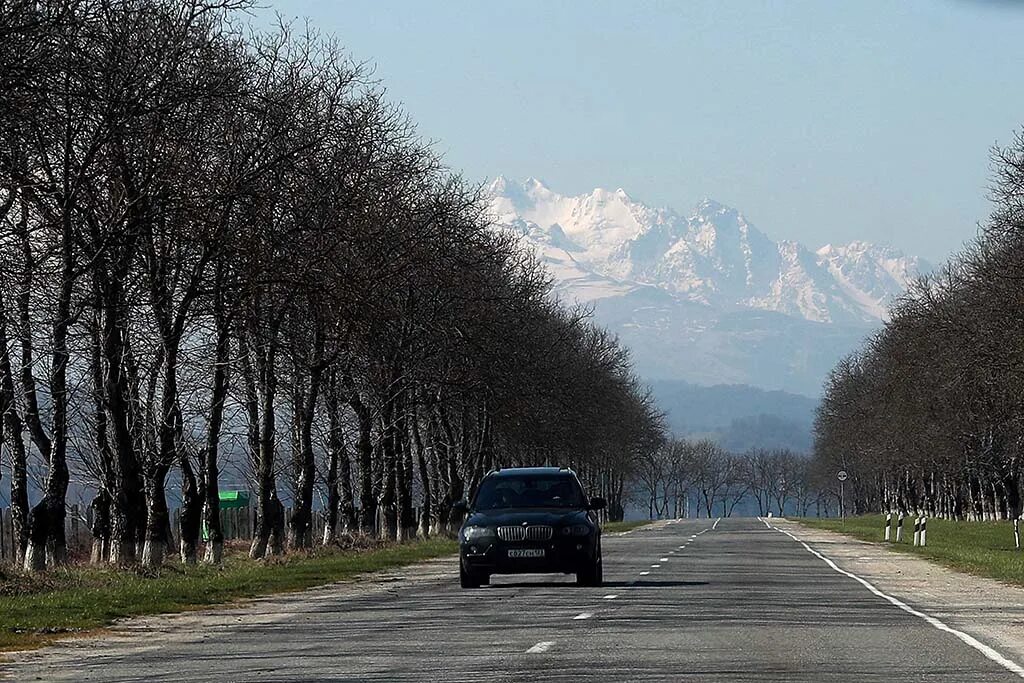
[{"x1": 508, "y1": 548, "x2": 545, "y2": 559}]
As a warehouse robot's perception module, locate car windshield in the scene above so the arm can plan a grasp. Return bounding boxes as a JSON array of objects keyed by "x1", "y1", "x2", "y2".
[{"x1": 473, "y1": 475, "x2": 586, "y2": 510}]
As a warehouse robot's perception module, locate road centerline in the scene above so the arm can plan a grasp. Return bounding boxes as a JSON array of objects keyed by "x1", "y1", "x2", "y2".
[{"x1": 526, "y1": 641, "x2": 555, "y2": 654}]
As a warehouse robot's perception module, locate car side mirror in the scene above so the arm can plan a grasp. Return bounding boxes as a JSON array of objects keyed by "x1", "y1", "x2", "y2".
[
  {"x1": 589, "y1": 497, "x2": 607, "y2": 511},
  {"x1": 451, "y1": 499, "x2": 469, "y2": 515}
]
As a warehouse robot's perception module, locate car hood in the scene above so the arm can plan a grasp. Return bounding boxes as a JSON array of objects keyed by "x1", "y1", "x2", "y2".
[{"x1": 465, "y1": 508, "x2": 590, "y2": 527}]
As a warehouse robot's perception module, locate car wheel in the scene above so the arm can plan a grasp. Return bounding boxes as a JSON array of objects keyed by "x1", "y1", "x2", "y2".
[
  {"x1": 460, "y1": 562, "x2": 482, "y2": 589},
  {"x1": 576, "y1": 555, "x2": 602, "y2": 587}
]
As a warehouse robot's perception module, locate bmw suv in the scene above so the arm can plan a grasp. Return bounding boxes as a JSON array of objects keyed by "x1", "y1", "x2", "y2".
[{"x1": 452, "y1": 467, "x2": 605, "y2": 588}]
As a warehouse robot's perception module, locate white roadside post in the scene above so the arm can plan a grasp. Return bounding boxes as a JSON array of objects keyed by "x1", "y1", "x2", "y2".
[
  {"x1": 1016, "y1": 516, "x2": 1021, "y2": 551},
  {"x1": 896, "y1": 512, "x2": 904, "y2": 542},
  {"x1": 884, "y1": 512, "x2": 892, "y2": 542},
  {"x1": 837, "y1": 470, "x2": 848, "y2": 526},
  {"x1": 913, "y1": 516, "x2": 921, "y2": 547},
  {"x1": 920, "y1": 516, "x2": 927, "y2": 547}
]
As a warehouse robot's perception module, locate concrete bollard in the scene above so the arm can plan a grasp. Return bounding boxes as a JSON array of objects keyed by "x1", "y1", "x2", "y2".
[
  {"x1": 884, "y1": 512, "x2": 892, "y2": 542},
  {"x1": 913, "y1": 517, "x2": 921, "y2": 547},
  {"x1": 896, "y1": 512, "x2": 904, "y2": 543}
]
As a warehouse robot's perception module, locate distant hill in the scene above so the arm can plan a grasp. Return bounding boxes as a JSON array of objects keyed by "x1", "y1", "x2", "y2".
[{"x1": 648, "y1": 379, "x2": 817, "y2": 453}]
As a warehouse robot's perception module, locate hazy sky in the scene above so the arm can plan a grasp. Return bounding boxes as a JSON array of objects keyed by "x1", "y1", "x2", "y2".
[{"x1": 263, "y1": 1, "x2": 1024, "y2": 263}]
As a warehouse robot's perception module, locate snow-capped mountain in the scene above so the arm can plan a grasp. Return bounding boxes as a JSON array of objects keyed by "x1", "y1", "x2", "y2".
[{"x1": 489, "y1": 177, "x2": 930, "y2": 395}]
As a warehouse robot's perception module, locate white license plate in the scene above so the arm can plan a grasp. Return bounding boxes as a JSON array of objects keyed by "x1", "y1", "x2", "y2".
[{"x1": 508, "y1": 548, "x2": 545, "y2": 559}]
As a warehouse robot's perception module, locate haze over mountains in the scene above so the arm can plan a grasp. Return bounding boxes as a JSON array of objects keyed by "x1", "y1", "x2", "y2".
[{"x1": 489, "y1": 177, "x2": 930, "y2": 445}]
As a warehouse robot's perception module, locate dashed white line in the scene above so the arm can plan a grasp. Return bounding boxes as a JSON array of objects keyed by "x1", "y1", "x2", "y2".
[
  {"x1": 639, "y1": 571, "x2": 650, "y2": 576},
  {"x1": 603, "y1": 594, "x2": 618, "y2": 600},
  {"x1": 659, "y1": 557, "x2": 669, "y2": 562},
  {"x1": 651, "y1": 564, "x2": 661, "y2": 568},
  {"x1": 572, "y1": 612, "x2": 593, "y2": 620},
  {"x1": 771, "y1": 524, "x2": 1024, "y2": 679},
  {"x1": 526, "y1": 641, "x2": 554, "y2": 654}
]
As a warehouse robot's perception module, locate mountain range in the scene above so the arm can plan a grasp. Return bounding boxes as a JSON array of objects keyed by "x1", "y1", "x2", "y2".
[{"x1": 488, "y1": 176, "x2": 929, "y2": 399}]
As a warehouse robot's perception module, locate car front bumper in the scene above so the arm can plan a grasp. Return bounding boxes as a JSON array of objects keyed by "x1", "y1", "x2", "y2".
[{"x1": 460, "y1": 536, "x2": 599, "y2": 575}]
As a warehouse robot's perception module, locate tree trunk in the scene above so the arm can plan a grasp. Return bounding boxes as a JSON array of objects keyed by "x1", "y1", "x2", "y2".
[
  {"x1": 0, "y1": 295, "x2": 29, "y2": 565},
  {"x1": 289, "y1": 330, "x2": 323, "y2": 550},
  {"x1": 322, "y1": 370, "x2": 344, "y2": 545},
  {"x1": 90, "y1": 491, "x2": 111, "y2": 564},
  {"x1": 411, "y1": 401, "x2": 431, "y2": 539},
  {"x1": 345, "y1": 375, "x2": 376, "y2": 536},
  {"x1": 203, "y1": 312, "x2": 230, "y2": 564},
  {"x1": 249, "y1": 333, "x2": 281, "y2": 559}
]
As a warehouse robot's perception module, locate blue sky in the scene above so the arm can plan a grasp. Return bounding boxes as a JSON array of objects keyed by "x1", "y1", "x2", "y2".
[{"x1": 263, "y1": 1, "x2": 1024, "y2": 262}]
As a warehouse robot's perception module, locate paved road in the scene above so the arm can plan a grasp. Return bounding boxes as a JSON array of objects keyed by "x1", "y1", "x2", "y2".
[{"x1": 7, "y1": 518, "x2": 1023, "y2": 681}]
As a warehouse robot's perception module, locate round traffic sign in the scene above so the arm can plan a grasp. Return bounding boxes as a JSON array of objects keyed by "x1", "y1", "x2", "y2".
[{"x1": 837, "y1": 470, "x2": 848, "y2": 482}]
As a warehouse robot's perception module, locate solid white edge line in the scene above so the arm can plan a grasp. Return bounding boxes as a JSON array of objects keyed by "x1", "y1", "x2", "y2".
[
  {"x1": 572, "y1": 612, "x2": 593, "y2": 620},
  {"x1": 526, "y1": 641, "x2": 554, "y2": 654},
  {"x1": 771, "y1": 523, "x2": 1024, "y2": 679},
  {"x1": 712, "y1": 517, "x2": 721, "y2": 530}
]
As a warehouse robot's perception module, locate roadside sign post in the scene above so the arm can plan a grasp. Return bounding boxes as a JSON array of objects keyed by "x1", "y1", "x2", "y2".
[{"x1": 837, "y1": 470, "x2": 848, "y2": 526}]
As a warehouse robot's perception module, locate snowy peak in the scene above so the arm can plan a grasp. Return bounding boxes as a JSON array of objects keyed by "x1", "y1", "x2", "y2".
[{"x1": 489, "y1": 177, "x2": 927, "y2": 325}]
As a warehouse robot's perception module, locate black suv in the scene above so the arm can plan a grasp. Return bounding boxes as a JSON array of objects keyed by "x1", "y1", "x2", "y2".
[{"x1": 452, "y1": 467, "x2": 605, "y2": 588}]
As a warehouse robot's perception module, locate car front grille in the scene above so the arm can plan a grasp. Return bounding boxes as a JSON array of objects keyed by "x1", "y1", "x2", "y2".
[{"x1": 497, "y1": 525, "x2": 553, "y2": 542}]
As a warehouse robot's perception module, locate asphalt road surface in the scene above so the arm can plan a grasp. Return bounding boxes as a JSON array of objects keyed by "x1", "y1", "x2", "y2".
[{"x1": 8, "y1": 518, "x2": 1024, "y2": 681}]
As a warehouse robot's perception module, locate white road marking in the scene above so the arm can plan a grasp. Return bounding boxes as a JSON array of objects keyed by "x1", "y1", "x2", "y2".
[
  {"x1": 572, "y1": 612, "x2": 593, "y2": 620},
  {"x1": 689, "y1": 535, "x2": 697, "y2": 539},
  {"x1": 603, "y1": 594, "x2": 618, "y2": 600},
  {"x1": 712, "y1": 517, "x2": 721, "y2": 530},
  {"x1": 526, "y1": 641, "x2": 554, "y2": 654},
  {"x1": 757, "y1": 517, "x2": 771, "y2": 528},
  {"x1": 771, "y1": 524, "x2": 1024, "y2": 679},
  {"x1": 651, "y1": 564, "x2": 661, "y2": 568},
  {"x1": 678, "y1": 545, "x2": 686, "y2": 549},
  {"x1": 659, "y1": 557, "x2": 669, "y2": 562},
  {"x1": 639, "y1": 571, "x2": 650, "y2": 576}
]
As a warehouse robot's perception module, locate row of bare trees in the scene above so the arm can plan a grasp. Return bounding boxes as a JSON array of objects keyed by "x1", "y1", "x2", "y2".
[
  {"x1": 814, "y1": 130, "x2": 1024, "y2": 520},
  {"x1": 0, "y1": 0, "x2": 663, "y2": 571},
  {"x1": 635, "y1": 441, "x2": 835, "y2": 519}
]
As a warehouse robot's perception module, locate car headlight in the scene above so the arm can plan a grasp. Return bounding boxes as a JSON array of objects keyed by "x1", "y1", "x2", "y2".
[
  {"x1": 462, "y1": 525, "x2": 494, "y2": 542},
  {"x1": 562, "y1": 524, "x2": 591, "y2": 537}
]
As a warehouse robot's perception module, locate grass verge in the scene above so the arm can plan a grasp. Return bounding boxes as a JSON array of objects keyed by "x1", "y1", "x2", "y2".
[
  {"x1": 799, "y1": 515, "x2": 1024, "y2": 587},
  {"x1": 0, "y1": 537, "x2": 457, "y2": 652},
  {"x1": 604, "y1": 519, "x2": 654, "y2": 534}
]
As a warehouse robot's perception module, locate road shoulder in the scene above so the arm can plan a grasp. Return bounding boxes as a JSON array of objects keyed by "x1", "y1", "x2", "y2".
[
  {"x1": 779, "y1": 518, "x2": 1024, "y2": 670},
  {"x1": 1, "y1": 555, "x2": 457, "y2": 677}
]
